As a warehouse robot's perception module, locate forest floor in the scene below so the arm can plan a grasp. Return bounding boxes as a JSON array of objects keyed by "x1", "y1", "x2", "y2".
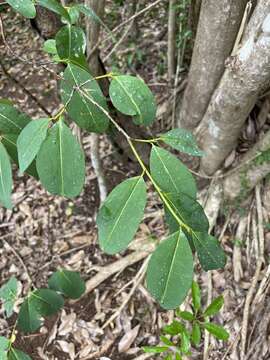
[{"x1": 0, "y1": 1, "x2": 269, "y2": 360}]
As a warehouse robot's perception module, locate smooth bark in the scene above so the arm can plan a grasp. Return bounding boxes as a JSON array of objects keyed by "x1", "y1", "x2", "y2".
[
  {"x1": 198, "y1": 0, "x2": 270, "y2": 175},
  {"x1": 178, "y1": 0, "x2": 248, "y2": 130},
  {"x1": 168, "y1": 0, "x2": 177, "y2": 81}
]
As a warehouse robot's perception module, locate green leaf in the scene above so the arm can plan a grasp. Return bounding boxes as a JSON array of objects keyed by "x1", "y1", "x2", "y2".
[
  {"x1": 97, "y1": 176, "x2": 147, "y2": 254},
  {"x1": 0, "y1": 143, "x2": 13, "y2": 209},
  {"x1": 48, "y1": 269, "x2": 85, "y2": 299},
  {"x1": 146, "y1": 231, "x2": 193, "y2": 309},
  {"x1": 202, "y1": 323, "x2": 229, "y2": 341},
  {"x1": 60, "y1": 64, "x2": 109, "y2": 133},
  {"x1": 166, "y1": 192, "x2": 209, "y2": 233},
  {"x1": 180, "y1": 331, "x2": 190, "y2": 354},
  {"x1": 163, "y1": 320, "x2": 185, "y2": 335},
  {"x1": 203, "y1": 296, "x2": 224, "y2": 317},
  {"x1": 55, "y1": 25, "x2": 88, "y2": 70},
  {"x1": 191, "y1": 322, "x2": 201, "y2": 346},
  {"x1": 30, "y1": 289, "x2": 64, "y2": 316},
  {"x1": 142, "y1": 346, "x2": 168, "y2": 354},
  {"x1": 0, "y1": 103, "x2": 31, "y2": 134},
  {"x1": 164, "y1": 355, "x2": 173, "y2": 360},
  {"x1": 150, "y1": 146, "x2": 197, "y2": 199},
  {"x1": 191, "y1": 281, "x2": 201, "y2": 312},
  {"x1": 160, "y1": 129, "x2": 204, "y2": 157},
  {"x1": 43, "y1": 39, "x2": 57, "y2": 54},
  {"x1": 18, "y1": 289, "x2": 64, "y2": 333},
  {"x1": 177, "y1": 311, "x2": 194, "y2": 321},
  {"x1": 8, "y1": 348, "x2": 32, "y2": 360},
  {"x1": 109, "y1": 75, "x2": 156, "y2": 125},
  {"x1": 175, "y1": 354, "x2": 182, "y2": 360},
  {"x1": 0, "y1": 277, "x2": 18, "y2": 317},
  {"x1": 6, "y1": 0, "x2": 36, "y2": 18},
  {"x1": 192, "y1": 233, "x2": 226, "y2": 271},
  {"x1": 17, "y1": 118, "x2": 49, "y2": 173},
  {"x1": 17, "y1": 297, "x2": 42, "y2": 333},
  {"x1": 2, "y1": 134, "x2": 38, "y2": 179},
  {"x1": 36, "y1": 120, "x2": 85, "y2": 198},
  {"x1": 67, "y1": 6, "x2": 80, "y2": 24},
  {"x1": 37, "y1": 0, "x2": 70, "y2": 22},
  {"x1": 160, "y1": 336, "x2": 174, "y2": 346},
  {"x1": 0, "y1": 336, "x2": 9, "y2": 354}
]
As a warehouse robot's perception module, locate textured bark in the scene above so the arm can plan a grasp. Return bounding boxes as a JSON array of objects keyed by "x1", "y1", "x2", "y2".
[
  {"x1": 168, "y1": 0, "x2": 177, "y2": 81},
  {"x1": 198, "y1": 0, "x2": 270, "y2": 175},
  {"x1": 224, "y1": 129, "x2": 270, "y2": 201},
  {"x1": 32, "y1": 6, "x2": 62, "y2": 39},
  {"x1": 178, "y1": 0, "x2": 248, "y2": 130}
]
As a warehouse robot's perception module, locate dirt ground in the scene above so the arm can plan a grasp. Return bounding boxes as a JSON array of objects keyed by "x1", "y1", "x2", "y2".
[{"x1": 0, "y1": 2, "x2": 269, "y2": 360}]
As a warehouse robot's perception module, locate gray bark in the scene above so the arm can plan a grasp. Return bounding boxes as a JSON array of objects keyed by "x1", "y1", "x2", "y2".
[
  {"x1": 178, "y1": 0, "x2": 248, "y2": 130},
  {"x1": 198, "y1": 0, "x2": 270, "y2": 175},
  {"x1": 224, "y1": 129, "x2": 270, "y2": 201},
  {"x1": 168, "y1": 0, "x2": 177, "y2": 81}
]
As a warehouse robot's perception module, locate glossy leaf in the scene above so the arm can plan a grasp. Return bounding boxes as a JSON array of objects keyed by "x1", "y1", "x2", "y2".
[
  {"x1": 36, "y1": 120, "x2": 85, "y2": 198},
  {"x1": 109, "y1": 75, "x2": 156, "y2": 125},
  {"x1": 166, "y1": 192, "x2": 209, "y2": 233},
  {"x1": 2, "y1": 134, "x2": 38, "y2": 179},
  {"x1": 204, "y1": 296, "x2": 224, "y2": 317},
  {"x1": 160, "y1": 129, "x2": 204, "y2": 157},
  {"x1": 191, "y1": 323, "x2": 201, "y2": 346},
  {"x1": 37, "y1": 0, "x2": 70, "y2": 22},
  {"x1": 191, "y1": 281, "x2": 201, "y2": 312},
  {"x1": 0, "y1": 143, "x2": 13, "y2": 209},
  {"x1": 163, "y1": 320, "x2": 185, "y2": 335},
  {"x1": 177, "y1": 311, "x2": 194, "y2": 321},
  {"x1": 60, "y1": 64, "x2": 109, "y2": 133},
  {"x1": 147, "y1": 231, "x2": 193, "y2": 309},
  {"x1": 43, "y1": 39, "x2": 57, "y2": 54},
  {"x1": 97, "y1": 176, "x2": 147, "y2": 254},
  {"x1": 192, "y1": 233, "x2": 226, "y2": 271},
  {"x1": 203, "y1": 323, "x2": 229, "y2": 341},
  {"x1": 18, "y1": 289, "x2": 64, "y2": 333},
  {"x1": 0, "y1": 277, "x2": 18, "y2": 317},
  {"x1": 55, "y1": 25, "x2": 87, "y2": 69},
  {"x1": 48, "y1": 269, "x2": 85, "y2": 299},
  {"x1": 150, "y1": 146, "x2": 197, "y2": 198},
  {"x1": 0, "y1": 102, "x2": 30, "y2": 134},
  {"x1": 17, "y1": 118, "x2": 49, "y2": 173},
  {"x1": 142, "y1": 346, "x2": 168, "y2": 354},
  {"x1": 8, "y1": 348, "x2": 32, "y2": 360},
  {"x1": 6, "y1": 0, "x2": 36, "y2": 18}
]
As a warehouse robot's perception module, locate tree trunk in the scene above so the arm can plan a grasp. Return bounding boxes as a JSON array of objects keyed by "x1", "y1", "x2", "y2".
[
  {"x1": 197, "y1": 0, "x2": 270, "y2": 175},
  {"x1": 178, "y1": 0, "x2": 248, "y2": 130},
  {"x1": 168, "y1": 0, "x2": 177, "y2": 82}
]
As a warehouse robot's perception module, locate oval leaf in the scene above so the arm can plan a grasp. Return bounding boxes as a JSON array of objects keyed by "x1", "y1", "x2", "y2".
[
  {"x1": 147, "y1": 231, "x2": 193, "y2": 309},
  {"x1": 109, "y1": 75, "x2": 156, "y2": 125},
  {"x1": 36, "y1": 120, "x2": 85, "y2": 198},
  {"x1": 0, "y1": 143, "x2": 13, "y2": 209},
  {"x1": 60, "y1": 64, "x2": 109, "y2": 133},
  {"x1": 191, "y1": 281, "x2": 201, "y2": 312},
  {"x1": 97, "y1": 176, "x2": 147, "y2": 254},
  {"x1": 43, "y1": 39, "x2": 57, "y2": 54},
  {"x1": 191, "y1": 322, "x2": 201, "y2": 346},
  {"x1": 8, "y1": 348, "x2": 32, "y2": 360},
  {"x1": 0, "y1": 277, "x2": 18, "y2": 318},
  {"x1": 150, "y1": 145, "x2": 197, "y2": 199},
  {"x1": 160, "y1": 129, "x2": 204, "y2": 157},
  {"x1": 166, "y1": 192, "x2": 209, "y2": 233},
  {"x1": 203, "y1": 296, "x2": 224, "y2": 317},
  {"x1": 37, "y1": 0, "x2": 70, "y2": 22},
  {"x1": 2, "y1": 134, "x2": 38, "y2": 179},
  {"x1": 0, "y1": 103, "x2": 31, "y2": 134},
  {"x1": 48, "y1": 269, "x2": 85, "y2": 299},
  {"x1": 56, "y1": 25, "x2": 87, "y2": 69},
  {"x1": 6, "y1": 0, "x2": 36, "y2": 18},
  {"x1": 192, "y1": 233, "x2": 226, "y2": 271},
  {"x1": 203, "y1": 323, "x2": 229, "y2": 341},
  {"x1": 17, "y1": 118, "x2": 49, "y2": 173}
]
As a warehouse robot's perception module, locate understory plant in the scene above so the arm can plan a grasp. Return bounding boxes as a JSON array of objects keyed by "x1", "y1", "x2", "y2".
[
  {"x1": 0, "y1": 0, "x2": 227, "y2": 358},
  {"x1": 143, "y1": 281, "x2": 229, "y2": 359}
]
